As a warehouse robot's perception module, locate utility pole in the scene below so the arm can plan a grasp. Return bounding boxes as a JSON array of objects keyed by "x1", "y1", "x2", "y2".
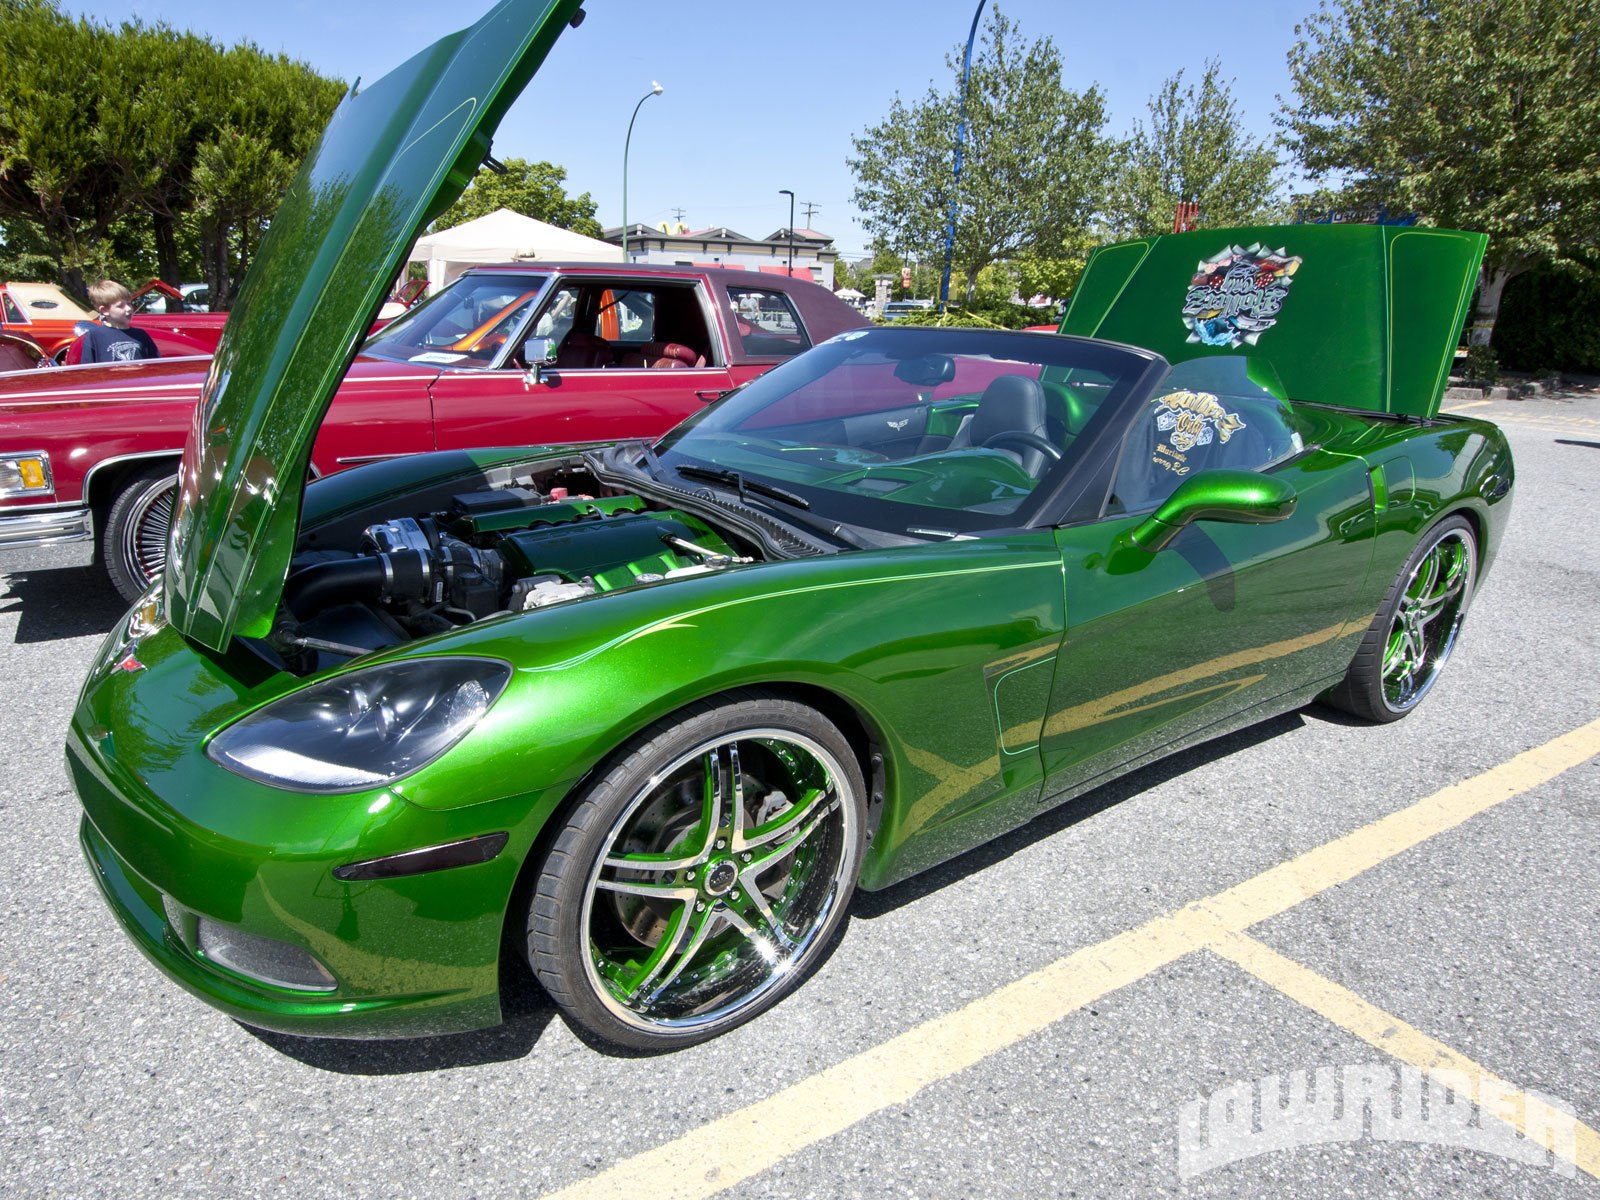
[
  {"x1": 801, "y1": 201, "x2": 820, "y2": 228},
  {"x1": 670, "y1": 207, "x2": 687, "y2": 227},
  {"x1": 778, "y1": 189, "x2": 796, "y2": 275}
]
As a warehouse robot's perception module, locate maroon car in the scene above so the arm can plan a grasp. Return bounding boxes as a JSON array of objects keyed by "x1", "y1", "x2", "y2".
[{"x1": 0, "y1": 263, "x2": 863, "y2": 600}]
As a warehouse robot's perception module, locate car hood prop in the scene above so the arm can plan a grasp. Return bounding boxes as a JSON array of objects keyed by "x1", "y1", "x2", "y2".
[{"x1": 164, "y1": 0, "x2": 584, "y2": 652}]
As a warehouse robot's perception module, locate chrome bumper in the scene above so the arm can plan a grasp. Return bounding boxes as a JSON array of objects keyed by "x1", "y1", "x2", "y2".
[{"x1": 0, "y1": 505, "x2": 91, "y2": 550}]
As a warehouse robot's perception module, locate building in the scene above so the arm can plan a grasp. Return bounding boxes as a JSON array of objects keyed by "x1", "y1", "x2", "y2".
[{"x1": 602, "y1": 223, "x2": 839, "y2": 289}]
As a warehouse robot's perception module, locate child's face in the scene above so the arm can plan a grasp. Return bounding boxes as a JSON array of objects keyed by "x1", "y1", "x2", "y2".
[{"x1": 98, "y1": 298, "x2": 134, "y2": 329}]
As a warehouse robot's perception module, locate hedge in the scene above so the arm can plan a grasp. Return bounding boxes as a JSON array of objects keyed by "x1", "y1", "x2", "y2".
[{"x1": 1493, "y1": 265, "x2": 1600, "y2": 374}]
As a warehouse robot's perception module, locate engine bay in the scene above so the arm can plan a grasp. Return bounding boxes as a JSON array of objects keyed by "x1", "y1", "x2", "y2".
[{"x1": 274, "y1": 459, "x2": 757, "y2": 669}]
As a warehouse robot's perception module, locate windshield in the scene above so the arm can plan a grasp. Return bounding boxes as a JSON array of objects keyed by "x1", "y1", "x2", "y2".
[
  {"x1": 364, "y1": 272, "x2": 547, "y2": 367},
  {"x1": 656, "y1": 327, "x2": 1152, "y2": 536}
]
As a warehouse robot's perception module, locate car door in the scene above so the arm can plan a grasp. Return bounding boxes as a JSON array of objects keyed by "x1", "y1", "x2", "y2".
[
  {"x1": 308, "y1": 358, "x2": 442, "y2": 476},
  {"x1": 1039, "y1": 381, "x2": 1377, "y2": 801},
  {"x1": 429, "y1": 279, "x2": 734, "y2": 451}
]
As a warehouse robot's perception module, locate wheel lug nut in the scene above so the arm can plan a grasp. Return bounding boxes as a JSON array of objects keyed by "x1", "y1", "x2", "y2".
[
  {"x1": 715, "y1": 839, "x2": 726, "y2": 850},
  {"x1": 695, "y1": 901, "x2": 705, "y2": 912},
  {"x1": 686, "y1": 869, "x2": 696, "y2": 880},
  {"x1": 741, "y1": 853, "x2": 751, "y2": 863},
  {"x1": 731, "y1": 889, "x2": 741, "y2": 899}
]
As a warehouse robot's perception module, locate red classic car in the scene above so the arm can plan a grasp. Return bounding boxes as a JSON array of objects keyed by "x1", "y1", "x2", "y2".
[
  {"x1": 0, "y1": 262, "x2": 864, "y2": 600},
  {"x1": 1, "y1": 281, "x2": 228, "y2": 360}
]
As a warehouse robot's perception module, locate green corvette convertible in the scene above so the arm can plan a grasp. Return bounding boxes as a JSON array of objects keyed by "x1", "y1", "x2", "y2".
[{"x1": 69, "y1": 0, "x2": 1513, "y2": 1051}]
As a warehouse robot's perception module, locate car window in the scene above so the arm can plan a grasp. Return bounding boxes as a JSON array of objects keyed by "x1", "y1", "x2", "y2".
[
  {"x1": 1105, "y1": 356, "x2": 1307, "y2": 515},
  {"x1": 658, "y1": 327, "x2": 1148, "y2": 535},
  {"x1": 597, "y1": 289, "x2": 654, "y2": 343},
  {"x1": 530, "y1": 286, "x2": 580, "y2": 344},
  {"x1": 727, "y1": 287, "x2": 810, "y2": 358},
  {"x1": 363, "y1": 273, "x2": 547, "y2": 366},
  {"x1": 1, "y1": 293, "x2": 25, "y2": 324},
  {"x1": 523, "y1": 282, "x2": 714, "y2": 370}
]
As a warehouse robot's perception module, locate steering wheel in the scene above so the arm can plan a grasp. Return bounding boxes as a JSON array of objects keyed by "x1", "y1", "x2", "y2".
[{"x1": 980, "y1": 430, "x2": 1063, "y2": 463}]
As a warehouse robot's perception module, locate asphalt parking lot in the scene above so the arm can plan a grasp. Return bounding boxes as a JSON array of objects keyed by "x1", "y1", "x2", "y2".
[{"x1": 2, "y1": 391, "x2": 1596, "y2": 1198}]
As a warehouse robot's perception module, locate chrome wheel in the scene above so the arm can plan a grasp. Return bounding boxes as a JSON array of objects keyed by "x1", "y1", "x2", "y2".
[
  {"x1": 579, "y1": 729, "x2": 858, "y2": 1035},
  {"x1": 118, "y1": 474, "x2": 176, "y2": 591},
  {"x1": 1381, "y1": 528, "x2": 1476, "y2": 714}
]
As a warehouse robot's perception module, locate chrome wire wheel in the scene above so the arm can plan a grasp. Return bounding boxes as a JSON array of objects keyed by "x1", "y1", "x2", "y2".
[
  {"x1": 578, "y1": 729, "x2": 859, "y2": 1036},
  {"x1": 118, "y1": 474, "x2": 176, "y2": 590},
  {"x1": 1380, "y1": 527, "x2": 1476, "y2": 714}
]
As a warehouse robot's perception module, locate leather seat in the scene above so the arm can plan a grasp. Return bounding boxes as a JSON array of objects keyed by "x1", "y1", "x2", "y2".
[
  {"x1": 555, "y1": 329, "x2": 615, "y2": 369},
  {"x1": 947, "y1": 374, "x2": 1056, "y2": 474}
]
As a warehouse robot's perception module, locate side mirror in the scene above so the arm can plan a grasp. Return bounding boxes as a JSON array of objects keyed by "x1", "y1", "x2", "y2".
[
  {"x1": 520, "y1": 337, "x2": 557, "y2": 387},
  {"x1": 1128, "y1": 469, "x2": 1297, "y2": 553}
]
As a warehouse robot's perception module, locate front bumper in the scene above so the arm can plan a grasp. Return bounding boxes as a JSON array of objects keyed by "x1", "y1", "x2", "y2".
[
  {"x1": 0, "y1": 504, "x2": 90, "y2": 550},
  {"x1": 67, "y1": 623, "x2": 567, "y2": 1040}
]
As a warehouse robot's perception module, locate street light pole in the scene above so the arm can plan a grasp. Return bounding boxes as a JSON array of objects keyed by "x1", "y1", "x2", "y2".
[
  {"x1": 939, "y1": 0, "x2": 987, "y2": 312},
  {"x1": 621, "y1": 81, "x2": 664, "y2": 262},
  {"x1": 778, "y1": 189, "x2": 796, "y2": 275}
]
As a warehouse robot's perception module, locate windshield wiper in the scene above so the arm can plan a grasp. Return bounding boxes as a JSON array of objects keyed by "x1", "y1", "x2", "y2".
[{"x1": 674, "y1": 464, "x2": 811, "y2": 510}]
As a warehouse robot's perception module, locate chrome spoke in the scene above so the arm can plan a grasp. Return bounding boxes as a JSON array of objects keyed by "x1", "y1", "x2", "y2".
[
  {"x1": 735, "y1": 880, "x2": 794, "y2": 951},
  {"x1": 602, "y1": 849, "x2": 703, "y2": 874},
  {"x1": 720, "y1": 903, "x2": 789, "y2": 965},
  {"x1": 582, "y1": 728, "x2": 857, "y2": 1033},
  {"x1": 1410, "y1": 549, "x2": 1441, "y2": 603},
  {"x1": 738, "y1": 784, "x2": 831, "y2": 852},
  {"x1": 1380, "y1": 530, "x2": 1476, "y2": 715},
  {"x1": 640, "y1": 903, "x2": 723, "y2": 1002},
  {"x1": 593, "y1": 873, "x2": 698, "y2": 903},
  {"x1": 701, "y1": 748, "x2": 725, "y2": 850},
  {"x1": 724, "y1": 742, "x2": 747, "y2": 844},
  {"x1": 744, "y1": 792, "x2": 840, "y2": 878}
]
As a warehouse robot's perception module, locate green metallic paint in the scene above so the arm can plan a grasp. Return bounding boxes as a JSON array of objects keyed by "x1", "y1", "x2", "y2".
[
  {"x1": 165, "y1": 0, "x2": 582, "y2": 652},
  {"x1": 1128, "y1": 469, "x2": 1299, "y2": 553},
  {"x1": 1063, "y1": 225, "x2": 1487, "y2": 419},
  {"x1": 70, "y1": 213, "x2": 1517, "y2": 1040}
]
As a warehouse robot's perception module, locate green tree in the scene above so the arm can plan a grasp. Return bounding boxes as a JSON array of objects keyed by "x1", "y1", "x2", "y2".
[
  {"x1": 185, "y1": 45, "x2": 346, "y2": 304},
  {"x1": 436, "y1": 158, "x2": 602, "y2": 238},
  {"x1": 849, "y1": 7, "x2": 1112, "y2": 301},
  {"x1": 1105, "y1": 61, "x2": 1281, "y2": 238},
  {"x1": 1280, "y1": 0, "x2": 1600, "y2": 343},
  {"x1": 0, "y1": 1, "x2": 343, "y2": 302},
  {"x1": 0, "y1": 3, "x2": 136, "y2": 295}
]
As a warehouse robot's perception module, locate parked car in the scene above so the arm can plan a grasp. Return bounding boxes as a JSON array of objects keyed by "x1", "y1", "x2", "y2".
[
  {"x1": 1, "y1": 280, "x2": 226, "y2": 360},
  {"x1": 0, "y1": 330, "x2": 48, "y2": 373},
  {"x1": 65, "y1": 0, "x2": 1510, "y2": 1052},
  {"x1": 130, "y1": 279, "x2": 215, "y2": 314},
  {"x1": 0, "y1": 262, "x2": 862, "y2": 600}
]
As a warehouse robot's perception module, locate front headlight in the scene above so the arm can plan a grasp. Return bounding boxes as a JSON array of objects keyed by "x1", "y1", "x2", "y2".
[
  {"x1": 0, "y1": 451, "x2": 54, "y2": 499},
  {"x1": 208, "y1": 657, "x2": 513, "y2": 793}
]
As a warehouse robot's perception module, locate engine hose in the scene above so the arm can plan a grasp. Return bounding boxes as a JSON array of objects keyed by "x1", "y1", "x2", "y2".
[{"x1": 284, "y1": 550, "x2": 430, "y2": 618}]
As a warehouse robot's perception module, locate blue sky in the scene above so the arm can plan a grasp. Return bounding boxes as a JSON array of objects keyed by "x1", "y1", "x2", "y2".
[{"x1": 67, "y1": 0, "x2": 1312, "y2": 259}]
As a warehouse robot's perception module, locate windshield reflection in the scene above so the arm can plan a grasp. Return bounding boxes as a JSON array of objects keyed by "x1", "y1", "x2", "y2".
[
  {"x1": 364, "y1": 273, "x2": 548, "y2": 368},
  {"x1": 658, "y1": 328, "x2": 1150, "y2": 537}
]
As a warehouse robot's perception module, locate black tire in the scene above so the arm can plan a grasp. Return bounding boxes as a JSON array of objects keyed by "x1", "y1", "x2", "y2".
[
  {"x1": 528, "y1": 690, "x2": 866, "y2": 1052},
  {"x1": 1323, "y1": 514, "x2": 1478, "y2": 723},
  {"x1": 101, "y1": 463, "x2": 179, "y2": 605}
]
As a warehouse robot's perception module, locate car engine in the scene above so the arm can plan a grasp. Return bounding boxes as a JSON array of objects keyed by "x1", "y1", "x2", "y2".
[{"x1": 274, "y1": 476, "x2": 751, "y2": 667}]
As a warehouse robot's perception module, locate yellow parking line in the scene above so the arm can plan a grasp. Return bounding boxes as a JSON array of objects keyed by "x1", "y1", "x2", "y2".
[
  {"x1": 1444, "y1": 399, "x2": 1493, "y2": 411},
  {"x1": 540, "y1": 717, "x2": 1600, "y2": 1200},
  {"x1": 1202, "y1": 924, "x2": 1600, "y2": 1179}
]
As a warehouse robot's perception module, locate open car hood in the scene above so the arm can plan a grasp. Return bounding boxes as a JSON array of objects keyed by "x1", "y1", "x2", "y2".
[
  {"x1": 1061, "y1": 224, "x2": 1486, "y2": 421},
  {"x1": 164, "y1": 0, "x2": 582, "y2": 652}
]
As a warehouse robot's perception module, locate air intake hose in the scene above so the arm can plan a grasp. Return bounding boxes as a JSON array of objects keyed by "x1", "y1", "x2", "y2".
[{"x1": 284, "y1": 550, "x2": 430, "y2": 618}]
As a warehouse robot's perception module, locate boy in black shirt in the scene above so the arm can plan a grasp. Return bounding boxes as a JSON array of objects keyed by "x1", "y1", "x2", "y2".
[{"x1": 78, "y1": 280, "x2": 159, "y2": 364}]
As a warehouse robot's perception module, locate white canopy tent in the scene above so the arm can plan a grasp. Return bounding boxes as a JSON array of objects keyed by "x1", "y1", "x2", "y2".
[{"x1": 406, "y1": 208, "x2": 621, "y2": 292}]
